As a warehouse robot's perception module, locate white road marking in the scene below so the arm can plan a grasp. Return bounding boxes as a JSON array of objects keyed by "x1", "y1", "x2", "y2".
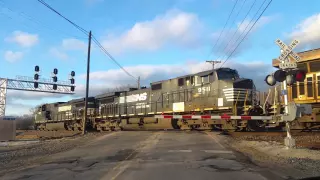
[
  {"x1": 168, "y1": 150, "x2": 192, "y2": 153},
  {"x1": 201, "y1": 150, "x2": 233, "y2": 154}
]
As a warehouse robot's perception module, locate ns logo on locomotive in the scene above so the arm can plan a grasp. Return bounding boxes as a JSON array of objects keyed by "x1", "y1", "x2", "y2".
[{"x1": 34, "y1": 67, "x2": 275, "y2": 132}]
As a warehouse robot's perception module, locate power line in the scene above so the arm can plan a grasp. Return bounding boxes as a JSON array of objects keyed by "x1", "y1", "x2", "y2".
[
  {"x1": 0, "y1": 0, "x2": 87, "y2": 40},
  {"x1": 220, "y1": 0, "x2": 273, "y2": 68},
  {"x1": 214, "y1": 0, "x2": 257, "y2": 62},
  {"x1": 91, "y1": 36, "x2": 137, "y2": 80},
  {"x1": 36, "y1": 0, "x2": 137, "y2": 80},
  {"x1": 37, "y1": 0, "x2": 88, "y2": 35},
  {"x1": 213, "y1": 0, "x2": 248, "y2": 59},
  {"x1": 207, "y1": 0, "x2": 239, "y2": 58}
]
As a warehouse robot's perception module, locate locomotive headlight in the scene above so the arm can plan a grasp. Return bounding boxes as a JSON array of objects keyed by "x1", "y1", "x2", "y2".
[{"x1": 265, "y1": 74, "x2": 276, "y2": 86}]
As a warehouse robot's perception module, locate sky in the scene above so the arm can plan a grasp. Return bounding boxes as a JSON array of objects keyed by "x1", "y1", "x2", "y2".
[{"x1": 1, "y1": 0, "x2": 320, "y2": 115}]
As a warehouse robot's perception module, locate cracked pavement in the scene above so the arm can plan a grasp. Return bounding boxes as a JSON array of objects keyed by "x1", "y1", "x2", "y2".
[{"x1": 1, "y1": 131, "x2": 289, "y2": 180}]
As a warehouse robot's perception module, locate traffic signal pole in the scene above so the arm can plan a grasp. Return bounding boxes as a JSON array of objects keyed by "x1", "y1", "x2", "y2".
[{"x1": 82, "y1": 31, "x2": 92, "y2": 135}]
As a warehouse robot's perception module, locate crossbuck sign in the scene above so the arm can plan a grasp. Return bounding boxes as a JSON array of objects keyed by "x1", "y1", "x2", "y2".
[{"x1": 275, "y1": 39, "x2": 301, "y2": 69}]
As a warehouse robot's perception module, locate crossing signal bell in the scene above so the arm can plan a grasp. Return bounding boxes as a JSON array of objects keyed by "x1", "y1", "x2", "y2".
[{"x1": 265, "y1": 69, "x2": 306, "y2": 86}]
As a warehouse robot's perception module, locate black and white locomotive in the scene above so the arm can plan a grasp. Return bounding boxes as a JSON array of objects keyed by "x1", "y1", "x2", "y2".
[{"x1": 35, "y1": 67, "x2": 267, "y2": 132}]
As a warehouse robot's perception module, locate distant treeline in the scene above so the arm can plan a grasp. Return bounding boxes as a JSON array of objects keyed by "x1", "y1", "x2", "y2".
[{"x1": 15, "y1": 114, "x2": 35, "y2": 130}]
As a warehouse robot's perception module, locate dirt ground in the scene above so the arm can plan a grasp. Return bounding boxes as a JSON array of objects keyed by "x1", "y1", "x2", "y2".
[
  {"x1": 220, "y1": 133, "x2": 320, "y2": 179},
  {"x1": 0, "y1": 131, "x2": 110, "y2": 176}
]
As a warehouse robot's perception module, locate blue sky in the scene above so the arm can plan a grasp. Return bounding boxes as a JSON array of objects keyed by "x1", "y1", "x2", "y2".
[{"x1": 1, "y1": 0, "x2": 320, "y2": 115}]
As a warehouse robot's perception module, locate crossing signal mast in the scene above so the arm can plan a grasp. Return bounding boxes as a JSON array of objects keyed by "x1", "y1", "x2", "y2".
[
  {"x1": 264, "y1": 39, "x2": 305, "y2": 148},
  {"x1": 0, "y1": 65, "x2": 76, "y2": 118}
]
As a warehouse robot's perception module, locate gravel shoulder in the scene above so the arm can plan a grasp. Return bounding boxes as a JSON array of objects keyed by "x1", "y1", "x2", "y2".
[
  {"x1": 0, "y1": 131, "x2": 110, "y2": 176},
  {"x1": 219, "y1": 133, "x2": 320, "y2": 180}
]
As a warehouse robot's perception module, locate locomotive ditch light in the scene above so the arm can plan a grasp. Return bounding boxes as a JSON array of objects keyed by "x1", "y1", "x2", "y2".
[
  {"x1": 274, "y1": 69, "x2": 286, "y2": 82},
  {"x1": 265, "y1": 74, "x2": 276, "y2": 86}
]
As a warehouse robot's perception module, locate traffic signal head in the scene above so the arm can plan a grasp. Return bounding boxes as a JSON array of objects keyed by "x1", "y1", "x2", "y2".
[
  {"x1": 53, "y1": 76, "x2": 58, "y2": 82},
  {"x1": 34, "y1": 74, "x2": 39, "y2": 80},
  {"x1": 265, "y1": 74, "x2": 276, "y2": 86},
  {"x1": 53, "y1": 68, "x2": 58, "y2": 75},
  {"x1": 71, "y1": 71, "x2": 75, "y2": 77},
  {"x1": 35, "y1": 65, "x2": 40, "y2": 72},
  {"x1": 71, "y1": 86, "x2": 75, "y2": 92}
]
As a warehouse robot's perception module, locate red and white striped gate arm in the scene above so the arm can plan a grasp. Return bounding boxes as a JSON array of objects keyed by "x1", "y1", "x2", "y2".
[{"x1": 154, "y1": 114, "x2": 273, "y2": 120}]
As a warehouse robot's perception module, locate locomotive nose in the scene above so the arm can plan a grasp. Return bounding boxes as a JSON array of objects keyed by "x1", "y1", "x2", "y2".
[{"x1": 233, "y1": 78, "x2": 254, "y2": 89}]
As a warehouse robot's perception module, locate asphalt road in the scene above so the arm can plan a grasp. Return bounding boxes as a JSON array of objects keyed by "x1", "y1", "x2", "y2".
[{"x1": 1, "y1": 131, "x2": 287, "y2": 180}]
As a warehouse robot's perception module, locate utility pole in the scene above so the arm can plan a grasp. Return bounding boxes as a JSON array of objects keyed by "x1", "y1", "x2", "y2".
[
  {"x1": 206, "y1": 60, "x2": 221, "y2": 70},
  {"x1": 82, "y1": 31, "x2": 92, "y2": 135},
  {"x1": 137, "y1": 76, "x2": 140, "y2": 89}
]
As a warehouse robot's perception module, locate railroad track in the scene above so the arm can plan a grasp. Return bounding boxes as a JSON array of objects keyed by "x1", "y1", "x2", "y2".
[{"x1": 227, "y1": 131, "x2": 320, "y2": 150}]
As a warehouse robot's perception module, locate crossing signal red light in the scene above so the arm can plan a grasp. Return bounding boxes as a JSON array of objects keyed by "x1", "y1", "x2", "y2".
[{"x1": 295, "y1": 70, "x2": 306, "y2": 82}]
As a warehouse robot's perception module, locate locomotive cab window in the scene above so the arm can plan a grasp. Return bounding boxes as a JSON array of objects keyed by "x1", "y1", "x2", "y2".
[
  {"x1": 201, "y1": 75, "x2": 209, "y2": 83},
  {"x1": 152, "y1": 83, "x2": 162, "y2": 90},
  {"x1": 216, "y1": 69, "x2": 240, "y2": 80},
  {"x1": 178, "y1": 78, "x2": 184, "y2": 86}
]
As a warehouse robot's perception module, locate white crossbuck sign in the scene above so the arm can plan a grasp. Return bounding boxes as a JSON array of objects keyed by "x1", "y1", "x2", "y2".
[{"x1": 275, "y1": 39, "x2": 301, "y2": 62}]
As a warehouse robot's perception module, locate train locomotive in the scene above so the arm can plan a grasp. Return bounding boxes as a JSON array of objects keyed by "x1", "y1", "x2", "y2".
[{"x1": 34, "y1": 67, "x2": 270, "y2": 132}]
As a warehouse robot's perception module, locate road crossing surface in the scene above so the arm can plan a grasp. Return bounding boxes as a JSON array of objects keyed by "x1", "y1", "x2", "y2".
[{"x1": 1, "y1": 131, "x2": 286, "y2": 180}]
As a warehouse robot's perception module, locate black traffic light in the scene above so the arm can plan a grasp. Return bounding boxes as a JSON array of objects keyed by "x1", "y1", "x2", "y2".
[
  {"x1": 35, "y1": 65, "x2": 40, "y2": 72},
  {"x1": 53, "y1": 76, "x2": 58, "y2": 82},
  {"x1": 34, "y1": 65, "x2": 40, "y2": 88},
  {"x1": 70, "y1": 70, "x2": 75, "y2": 92}
]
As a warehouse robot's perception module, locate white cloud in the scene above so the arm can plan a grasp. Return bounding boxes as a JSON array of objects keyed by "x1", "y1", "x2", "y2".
[
  {"x1": 101, "y1": 9, "x2": 204, "y2": 54},
  {"x1": 48, "y1": 38, "x2": 87, "y2": 60},
  {"x1": 4, "y1": 50, "x2": 23, "y2": 62},
  {"x1": 49, "y1": 47, "x2": 69, "y2": 60},
  {"x1": 5, "y1": 31, "x2": 39, "y2": 47},
  {"x1": 62, "y1": 38, "x2": 87, "y2": 52},
  {"x1": 287, "y1": 13, "x2": 320, "y2": 50}
]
